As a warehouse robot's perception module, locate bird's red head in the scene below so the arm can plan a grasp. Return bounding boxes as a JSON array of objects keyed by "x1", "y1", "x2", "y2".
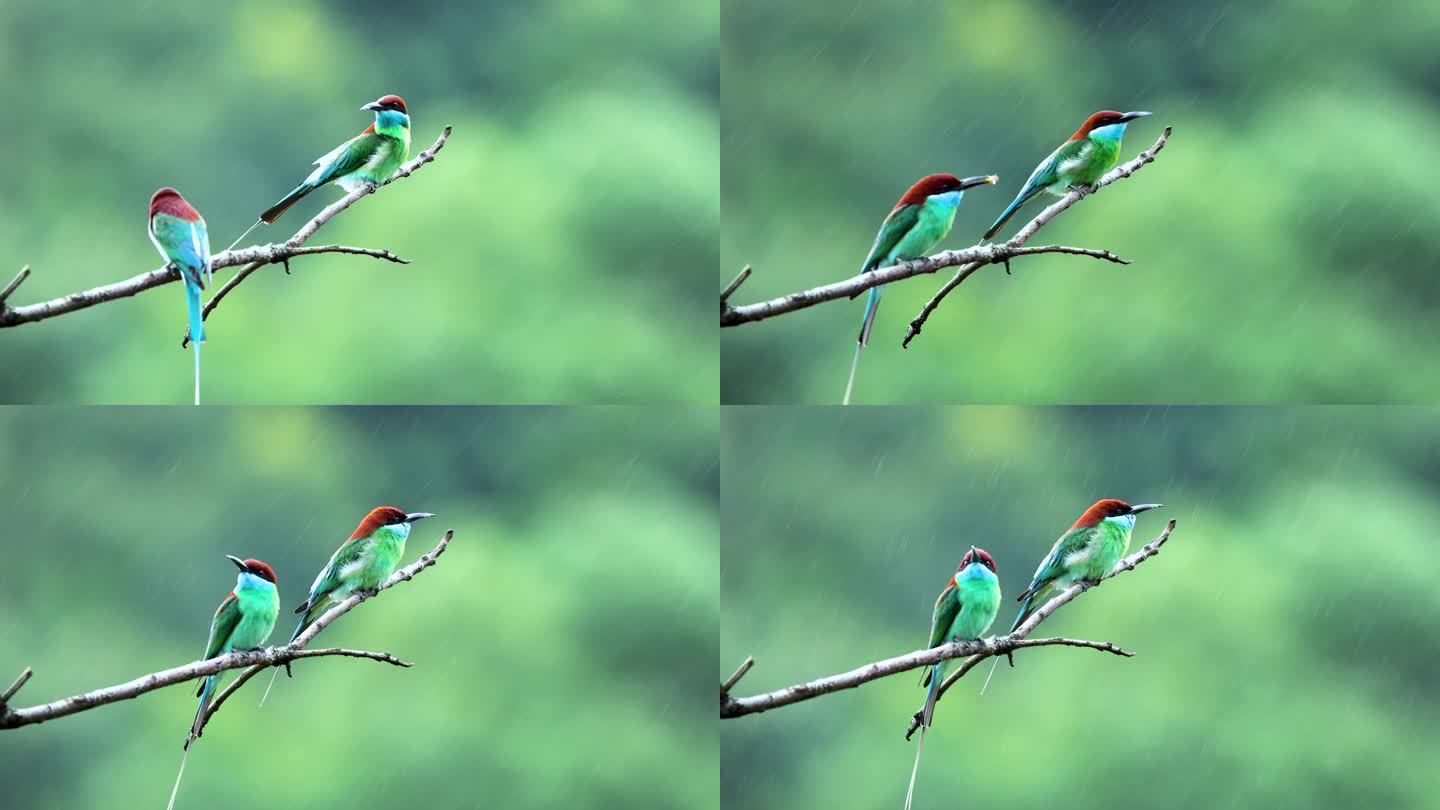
[
  {"x1": 1069, "y1": 110, "x2": 1150, "y2": 140},
  {"x1": 349, "y1": 505, "x2": 412, "y2": 539},
  {"x1": 148, "y1": 187, "x2": 202, "y2": 222},
  {"x1": 892, "y1": 172, "x2": 989, "y2": 208},
  {"x1": 959, "y1": 546, "x2": 998, "y2": 574},
  {"x1": 367, "y1": 94, "x2": 407, "y2": 113},
  {"x1": 1071, "y1": 499, "x2": 1136, "y2": 528},
  {"x1": 239, "y1": 558, "x2": 278, "y2": 584}
]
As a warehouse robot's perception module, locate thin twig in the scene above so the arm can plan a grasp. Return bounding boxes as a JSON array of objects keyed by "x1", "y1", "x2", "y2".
[
  {"x1": 1, "y1": 667, "x2": 33, "y2": 705},
  {"x1": 720, "y1": 266, "x2": 753, "y2": 307},
  {"x1": 0, "y1": 266, "x2": 30, "y2": 308},
  {"x1": 0, "y1": 126, "x2": 451, "y2": 331},
  {"x1": 903, "y1": 126, "x2": 1171, "y2": 346},
  {"x1": 0, "y1": 528, "x2": 453, "y2": 733},
  {"x1": 721, "y1": 656, "x2": 755, "y2": 696}
]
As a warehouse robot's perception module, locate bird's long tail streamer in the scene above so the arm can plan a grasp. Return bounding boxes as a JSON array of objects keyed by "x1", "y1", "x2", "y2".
[
  {"x1": 166, "y1": 745, "x2": 190, "y2": 810},
  {"x1": 842, "y1": 340, "x2": 864, "y2": 406},
  {"x1": 192, "y1": 342, "x2": 201, "y2": 406},
  {"x1": 903, "y1": 724, "x2": 926, "y2": 810},
  {"x1": 258, "y1": 667, "x2": 281, "y2": 708},
  {"x1": 224, "y1": 220, "x2": 263, "y2": 253},
  {"x1": 979, "y1": 655, "x2": 1002, "y2": 695}
]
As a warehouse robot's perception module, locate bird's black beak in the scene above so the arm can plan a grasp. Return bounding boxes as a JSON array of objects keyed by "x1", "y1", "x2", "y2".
[
  {"x1": 1128, "y1": 503, "x2": 1163, "y2": 515},
  {"x1": 960, "y1": 175, "x2": 999, "y2": 191},
  {"x1": 405, "y1": 512, "x2": 435, "y2": 523},
  {"x1": 225, "y1": 555, "x2": 247, "y2": 572},
  {"x1": 361, "y1": 101, "x2": 383, "y2": 112},
  {"x1": 1119, "y1": 111, "x2": 1152, "y2": 123}
]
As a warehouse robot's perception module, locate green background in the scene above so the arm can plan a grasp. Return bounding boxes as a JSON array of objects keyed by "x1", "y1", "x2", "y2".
[
  {"x1": 721, "y1": 0, "x2": 1440, "y2": 403},
  {"x1": 722, "y1": 406, "x2": 1440, "y2": 808},
  {"x1": 0, "y1": 0, "x2": 717, "y2": 404},
  {"x1": 0, "y1": 406, "x2": 718, "y2": 809}
]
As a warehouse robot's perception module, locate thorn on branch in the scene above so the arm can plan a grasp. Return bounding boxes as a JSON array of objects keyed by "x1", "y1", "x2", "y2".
[
  {"x1": 0, "y1": 266, "x2": 31, "y2": 309},
  {"x1": 721, "y1": 266, "x2": 753, "y2": 308}
]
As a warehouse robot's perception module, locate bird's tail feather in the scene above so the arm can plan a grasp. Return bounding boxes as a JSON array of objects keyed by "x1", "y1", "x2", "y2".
[
  {"x1": 166, "y1": 744, "x2": 191, "y2": 810},
  {"x1": 224, "y1": 219, "x2": 264, "y2": 253},
  {"x1": 842, "y1": 286, "x2": 883, "y2": 405},
  {"x1": 187, "y1": 674, "x2": 215, "y2": 748},
  {"x1": 921, "y1": 661, "x2": 947, "y2": 728},
  {"x1": 258, "y1": 667, "x2": 282, "y2": 708},
  {"x1": 903, "y1": 724, "x2": 927, "y2": 810},
  {"x1": 983, "y1": 187, "x2": 1043, "y2": 241},
  {"x1": 857, "y1": 284, "x2": 882, "y2": 346},
  {"x1": 260, "y1": 184, "x2": 313, "y2": 225}
]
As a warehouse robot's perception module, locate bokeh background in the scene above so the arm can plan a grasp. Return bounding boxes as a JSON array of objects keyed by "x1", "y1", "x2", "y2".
[
  {"x1": 722, "y1": 406, "x2": 1440, "y2": 808},
  {"x1": 721, "y1": 0, "x2": 1440, "y2": 403},
  {"x1": 0, "y1": 406, "x2": 718, "y2": 809},
  {"x1": 0, "y1": 0, "x2": 717, "y2": 403}
]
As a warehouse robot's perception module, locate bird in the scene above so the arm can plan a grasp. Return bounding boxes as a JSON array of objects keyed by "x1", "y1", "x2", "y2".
[
  {"x1": 256, "y1": 506, "x2": 434, "y2": 706},
  {"x1": 168, "y1": 556, "x2": 279, "y2": 810},
  {"x1": 979, "y1": 499, "x2": 1162, "y2": 694},
  {"x1": 842, "y1": 173, "x2": 997, "y2": 405},
  {"x1": 983, "y1": 110, "x2": 1152, "y2": 241},
  {"x1": 904, "y1": 547, "x2": 1001, "y2": 810},
  {"x1": 226, "y1": 94, "x2": 412, "y2": 250},
  {"x1": 148, "y1": 188, "x2": 212, "y2": 406}
]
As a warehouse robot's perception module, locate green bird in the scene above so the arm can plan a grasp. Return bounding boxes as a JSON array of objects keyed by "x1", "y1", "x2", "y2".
[
  {"x1": 843, "y1": 173, "x2": 997, "y2": 405},
  {"x1": 169, "y1": 556, "x2": 279, "y2": 810},
  {"x1": 979, "y1": 498, "x2": 1162, "y2": 694},
  {"x1": 904, "y1": 547, "x2": 1001, "y2": 810},
  {"x1": 983, "y1": 110, "x2": 1151, "y2": 241},
  {"x1": 226, "y1": 94, "x2": 412, "y2": 250},
  {"x1": 257, "y1": 505, "x2": 433, "y2": 705}
]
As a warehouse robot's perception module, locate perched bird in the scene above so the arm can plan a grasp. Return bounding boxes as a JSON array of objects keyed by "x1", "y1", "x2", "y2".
[
  {"x1": 979, "y1": 499, "x2": 1162, "y2": 694},
  {"x1": 983, "y1": 110, "x2": 1152, "y2": 241},
  {"x1": 148, "y1": 188, "x2": 212, "y2": 406},
  {"x1": 257, "y1": 506, "x2": 434, "y2": 705},
  {"x1": 226, "y1": 94, "x2": 412, "y2": 250},
  {"x1": 905, "y1": 547, "x2": 1001, "y2": 810},
  {"x1": 843, "y1": 173, "x2": 997, "y2": 405},
  {"x1": 168, "y1": 556, "x2": 279, "y2": 810}
]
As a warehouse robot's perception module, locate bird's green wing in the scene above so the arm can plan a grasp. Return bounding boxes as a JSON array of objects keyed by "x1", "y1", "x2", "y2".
[
  {"x1": 1020, "y1": 524, "x2": 1096, "y2": 599},
  {"x1": 309, "y1": 132, "x2": 387, "y2": 187},
  {"x1": 297, "y1": 534, "x2": 370, "y2": 611},
  {"x1": 921, "y1": 581, "x2": 961, "y2": 685},
  {"x1": 927, "y1": 582, "x2": 961, "y2": 649},
  {"x1": 860, "y1": 203, "x2": 921, "y2": 274},
  {"x1": 202, "y1": 592, "x2": 241, "y2": 660}
]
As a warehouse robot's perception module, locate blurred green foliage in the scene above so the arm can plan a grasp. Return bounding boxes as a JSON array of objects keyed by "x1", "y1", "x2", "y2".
[
  {"x1": 721, "y1": 0, "x2": 1440, "y2": 403},
  {"x1": 0, "y1": 406, "x2": 718, "y2": 809},
  {"x1": 722, "y1": 406, "x2": 1440, "y2": 808},
  {"x1": 0, "y1": 0, "x2": 717, "y2": 404}
]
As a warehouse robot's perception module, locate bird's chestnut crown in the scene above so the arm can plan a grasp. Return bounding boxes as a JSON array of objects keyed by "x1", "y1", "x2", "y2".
[
  {"x1": 241, "y1": 559, "x2": 278, "y2": 584},
  {"x1": 373, "y1": 95, "x2": 407, "y2": 113},
  {"x1": 960, "y1": 547, "x2": 998, "y2": 573},
  {"x1": 349, "y1": 505, "x2": 412, "y2": 539}
]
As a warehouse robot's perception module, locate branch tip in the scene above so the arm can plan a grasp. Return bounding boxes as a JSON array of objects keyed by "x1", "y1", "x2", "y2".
[{"x1": 721, "y1": 656, "x2": 755, "y2": 695}]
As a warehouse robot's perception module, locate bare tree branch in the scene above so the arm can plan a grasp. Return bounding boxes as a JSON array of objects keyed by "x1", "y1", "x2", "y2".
[
  {"x1": 721, "y1": 656, "x2": 755, "y2": 697},
  {"x1": 0, "y1": 126, "x2": 452, "y2": 332},
  {"x1": 0, "y1": 528, "x2": 454, "y2": 734},
  {"x1": 718, "y1": 519, "x2": 1176, "y2": 731},
  {"x1": 718, "y1": 127, "x2": 1171, "y2": 343}
]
